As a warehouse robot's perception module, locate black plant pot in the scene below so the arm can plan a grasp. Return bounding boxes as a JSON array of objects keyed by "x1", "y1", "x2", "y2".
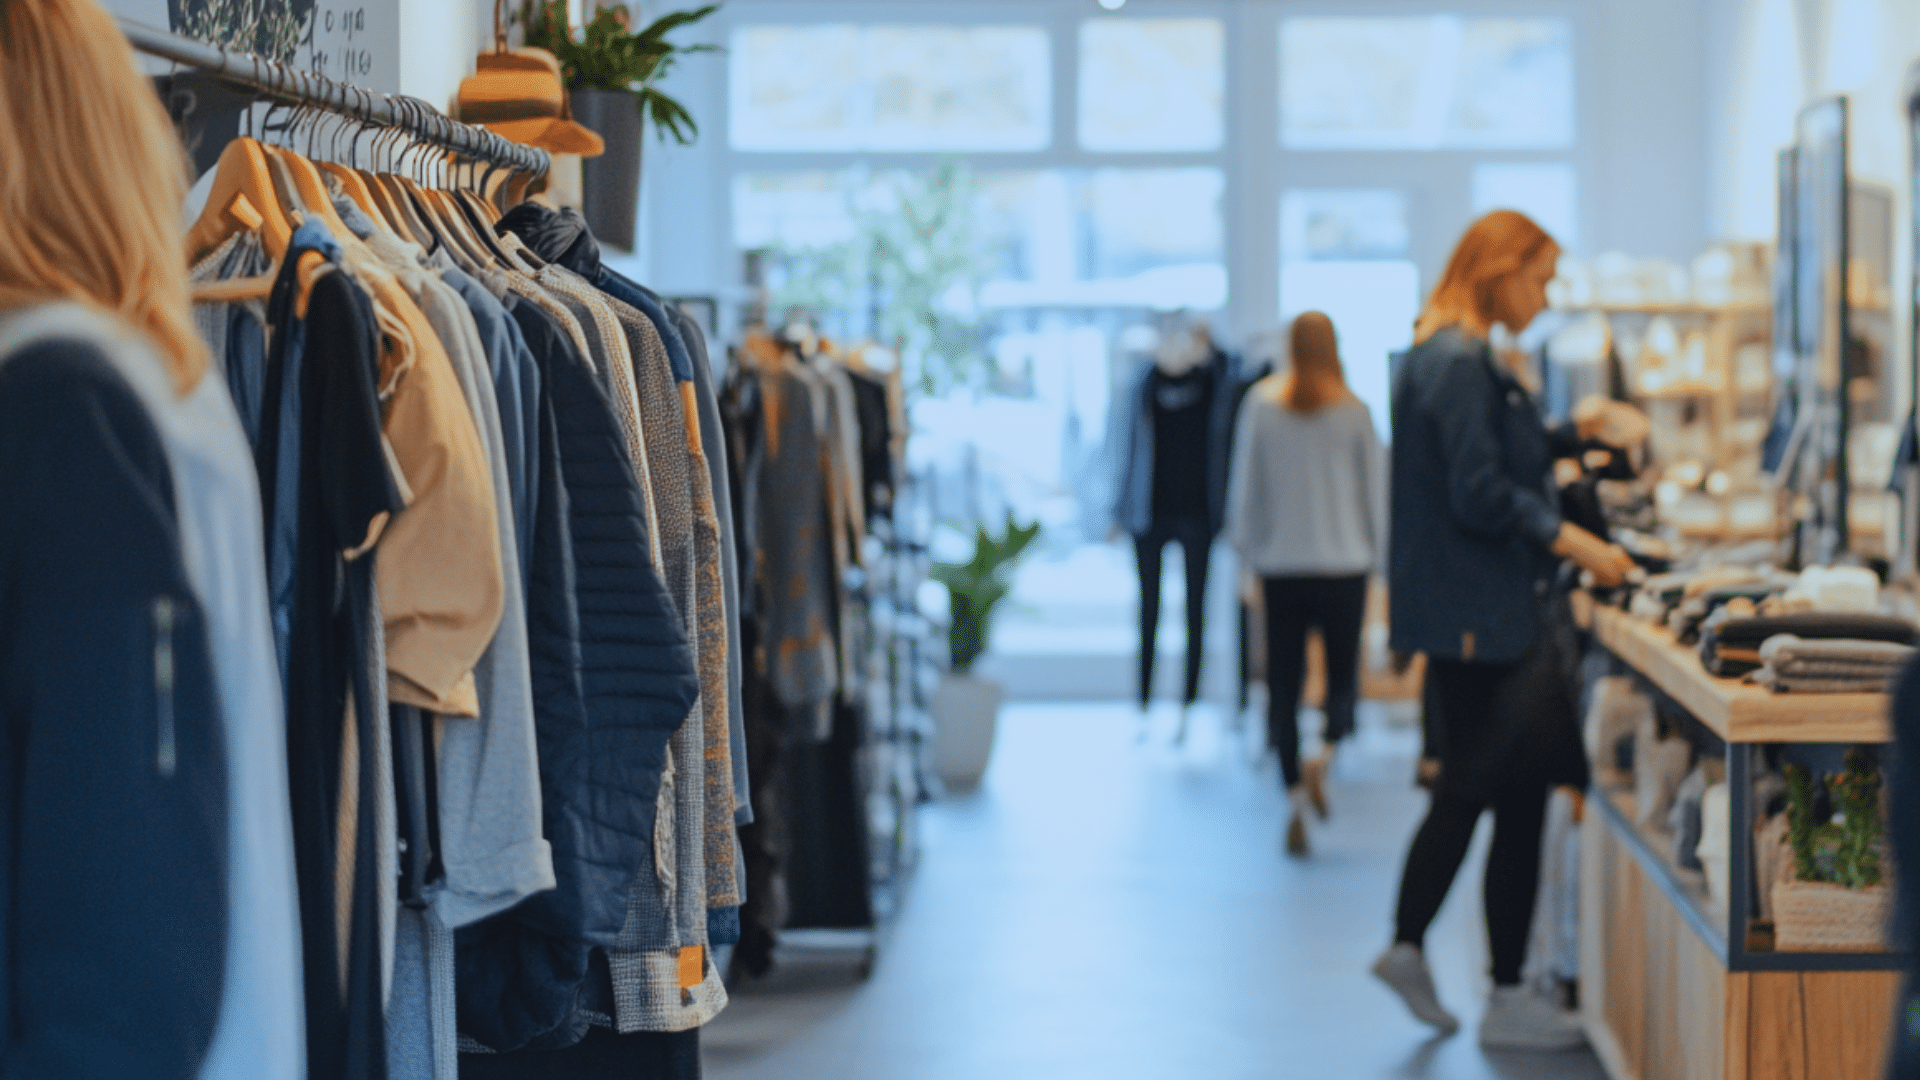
[{"x1": 572, "y1": 89, "x2": 644, "y2": 252}]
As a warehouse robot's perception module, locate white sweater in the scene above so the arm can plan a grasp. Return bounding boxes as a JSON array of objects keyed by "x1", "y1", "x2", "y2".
[{"x1": 1225, "y1": 386, "x2": 1387, "y2": 577}]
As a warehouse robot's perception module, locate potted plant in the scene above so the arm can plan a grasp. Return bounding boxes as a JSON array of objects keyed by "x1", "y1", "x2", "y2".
[
  {"x1": 927, "y1": 513, "x2": 1040, "y2": 789},
  {"x1": 521, "y1": 0, "x2": 716, "y2": 250},
  {"x1": 1771, "y1": 752, "x2": 1891, "y2": 952}
]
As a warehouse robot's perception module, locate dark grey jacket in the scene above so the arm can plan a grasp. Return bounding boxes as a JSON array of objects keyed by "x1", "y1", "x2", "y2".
[{"x1": 1388, "y1": 328, "x2": 1572, "y2": 664}]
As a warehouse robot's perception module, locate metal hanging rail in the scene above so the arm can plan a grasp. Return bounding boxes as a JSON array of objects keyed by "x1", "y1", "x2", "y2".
[{"x1": 117, "y1": 18, "x2": 550, "y2": 178}]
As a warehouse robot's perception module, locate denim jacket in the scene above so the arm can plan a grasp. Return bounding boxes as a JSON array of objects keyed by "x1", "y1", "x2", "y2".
[{"x1": 1388, "y1": 328, "x2": 1572, "y2": 664}]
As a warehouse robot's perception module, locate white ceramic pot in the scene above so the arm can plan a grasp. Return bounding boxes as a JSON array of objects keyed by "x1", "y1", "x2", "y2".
[{"x1": 930, "y1": 672, "x2": 1004, "y2": 790}]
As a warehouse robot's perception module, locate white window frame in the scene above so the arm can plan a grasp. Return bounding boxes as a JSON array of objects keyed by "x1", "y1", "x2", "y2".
[{"x1": 640, "y1": 0, "x2": 1595, "y2": 347}]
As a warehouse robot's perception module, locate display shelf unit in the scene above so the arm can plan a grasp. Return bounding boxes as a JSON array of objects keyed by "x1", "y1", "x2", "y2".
[{"x1": 1583, "y1": 606, "x2": 1901, "y2": 1080}]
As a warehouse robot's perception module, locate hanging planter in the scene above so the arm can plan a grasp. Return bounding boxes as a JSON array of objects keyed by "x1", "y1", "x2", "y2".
[
  {"x1": 572, "y1": 89, "x2": 643, "y2": 249},
  {"x1": 520, "y1": 0, "x2": 716, "y2": 249}
]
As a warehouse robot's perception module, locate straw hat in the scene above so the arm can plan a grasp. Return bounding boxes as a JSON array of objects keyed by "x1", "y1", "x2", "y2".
[{"x1": 457, "y1": 48, "x2": 605, "y2": 157}]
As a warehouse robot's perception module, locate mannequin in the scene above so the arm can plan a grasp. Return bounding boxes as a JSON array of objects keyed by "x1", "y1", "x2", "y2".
[{"x1": 1110, "y1": 317, "x2": 1239, "y2": 737}]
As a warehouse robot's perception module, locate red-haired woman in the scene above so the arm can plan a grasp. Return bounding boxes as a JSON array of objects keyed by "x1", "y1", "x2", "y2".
[{"x1": 1371, "y1": 210, "x2": 1639, "y2": 1050}]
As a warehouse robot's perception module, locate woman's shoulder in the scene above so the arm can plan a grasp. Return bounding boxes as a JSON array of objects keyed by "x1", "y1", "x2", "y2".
[{"x1": 1410, "y1": 325, "x2": 1487, "y2": 362}]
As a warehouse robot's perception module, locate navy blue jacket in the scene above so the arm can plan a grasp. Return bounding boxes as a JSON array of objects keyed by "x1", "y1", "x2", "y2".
[
  {"x1": 456, "y1": 299, "x2": 699, "y2": 1053},
  {"x1": 0, "y1": 341, "x2": 228, "y2": 1079},
  {"x1": 1389, "y1": 328, "x2": 1572, "y2": 664}
]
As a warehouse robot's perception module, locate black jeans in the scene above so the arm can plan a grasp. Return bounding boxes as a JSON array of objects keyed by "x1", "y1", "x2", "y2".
[
  {"x1": 1392, "y1": 660, "x2": 1551, "y2": 988},
  {"x1": 1134, "y1": 517, "x2": 1212, "y2": 706},
  {"x1": 1262, "y1": 574, "x2": 1368, "y2": 788}
]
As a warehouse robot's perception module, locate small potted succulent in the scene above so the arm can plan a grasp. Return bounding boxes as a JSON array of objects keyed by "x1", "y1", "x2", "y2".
[
  {"x1": 521, "y1": 0, "x2": 716, "y2": 249},
  {"x1": 1772, "y1": 752, "x2": 1891, "y2": 952},
  {"x1": 927, "y1": 513, "x2": 1040, "y2": 789}
]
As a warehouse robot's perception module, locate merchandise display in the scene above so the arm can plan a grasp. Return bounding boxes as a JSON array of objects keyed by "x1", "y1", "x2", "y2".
[
  {"x1": 1545, "y1": 91, "x2": 1916, "y2": 1080},
  {"x1": 0, "y1": 11, "x2": 921, "y2": 1079},
  {"x1": 15, "y1": 1, "x2": 1920, "y2": 1078}
]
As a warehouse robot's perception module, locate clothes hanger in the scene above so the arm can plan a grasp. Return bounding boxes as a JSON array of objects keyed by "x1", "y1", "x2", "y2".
[
  {"x1": 191, "y1": 109, "x2": 308, "y2": 302},
  {"x1": 431, "y1": 184, "x2": 498, "y2": 271},
  {"x1": 259, "y1": 100, "x2": 355, "y2": 243},
  {"x1": 353, "y1": 98, "x2": 418, "y2": 240},
  {"x1": 432, "y1": 155, "x2": 511, "y2": 270},
  {"x1": 364, "y1": 127, "x2": 426, "y2": 246},
  {"x1": 373, "y1": 116, "x2": 439, "y2": 250},
  {"x1": 390, "y1": 102, "x2": 462, "y2": 256},
  {"x1": 454, "y1": 186, "x2": 516, "y2": 265},
  {"x1": 403, "y1": 119, "x2": 494, "y2": 270},
  {"x1": 317, "y1": 89, "x2": 388, "y2": 228},
  {"x1": 184, "y1": 111, "x2": 294, "y2": 263}
]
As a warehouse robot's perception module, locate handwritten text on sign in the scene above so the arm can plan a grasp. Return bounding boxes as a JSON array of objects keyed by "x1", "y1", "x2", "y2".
[{"x1": 301, "y1": 2, "x2": 397, "y2": 90}]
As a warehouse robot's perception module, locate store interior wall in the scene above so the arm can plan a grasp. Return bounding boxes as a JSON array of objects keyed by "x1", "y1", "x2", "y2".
[{"x1": 1707, "y1": 0, "x2": 1920, "y2": 413}]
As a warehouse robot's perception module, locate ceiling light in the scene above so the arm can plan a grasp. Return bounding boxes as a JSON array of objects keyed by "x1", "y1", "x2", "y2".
[{"x1": 1097, "y1": 0, "x2": 1126, "y2": 9}]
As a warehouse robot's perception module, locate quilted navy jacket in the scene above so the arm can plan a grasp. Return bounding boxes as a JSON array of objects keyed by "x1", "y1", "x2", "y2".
[
  {"x1": 0, "y1": 341, "x2": 229, "y2": 1079},
  {"x1": 1388, "y1": 328, "x2": 1572, "y2": 665},
  {"x1": 455, "y1": 297, "x2": 699, "y2": 1053}
]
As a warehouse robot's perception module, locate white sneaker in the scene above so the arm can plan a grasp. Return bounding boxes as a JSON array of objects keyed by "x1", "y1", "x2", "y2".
[
  {"x1": 1370, "y1": 944, "x2": 1460, "y2": 1034},
  {"x1": 1478, "y1": 985, "x2": 1587, "y2": 1050}
]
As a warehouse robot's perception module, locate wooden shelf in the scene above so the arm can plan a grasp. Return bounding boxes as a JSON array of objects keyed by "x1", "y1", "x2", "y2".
[
  {"x1": 1582, "y1": 787, "x2": 1900, "y2": 1080},
  {"x1": 1591, "y1": 606, "x2": 1890, "y2": 744}
]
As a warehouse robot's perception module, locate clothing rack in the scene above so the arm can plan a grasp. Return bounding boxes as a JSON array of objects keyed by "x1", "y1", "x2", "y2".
[{"x1": 117, "y1": 18, "x2": 550, "y2": 178}]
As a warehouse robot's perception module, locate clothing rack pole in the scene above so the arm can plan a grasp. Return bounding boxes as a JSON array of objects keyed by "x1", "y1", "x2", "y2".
[{"x1": 117, "y1": 18, "x2": 549, "y2": 178}]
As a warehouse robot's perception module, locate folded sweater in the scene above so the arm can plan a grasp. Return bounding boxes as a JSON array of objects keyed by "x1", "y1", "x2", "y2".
[{"x1": 1700, "y1": 612, "x2": 1917, "y2": 677}]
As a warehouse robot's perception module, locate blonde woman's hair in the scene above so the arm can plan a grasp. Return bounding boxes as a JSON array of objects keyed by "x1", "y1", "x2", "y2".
[
  {"x1": 1413, "y1": 209, "x2": 1558, "y2": 346},
  {"x1": 0, "y1": 0, "x2": 208, "y2": 394},
  {"x1": 1280, "y1": 310, "x2": 1356, "y2": 413}
]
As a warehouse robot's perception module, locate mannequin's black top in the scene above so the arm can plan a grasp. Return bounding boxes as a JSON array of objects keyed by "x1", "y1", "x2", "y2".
[{"x1": 1149, "y1": 364, "x2": 1213, "y2": 522}]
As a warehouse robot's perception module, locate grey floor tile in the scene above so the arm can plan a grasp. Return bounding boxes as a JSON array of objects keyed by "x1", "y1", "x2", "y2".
[{"x1": 705, "y1": 702, "x2": 1608, "y2": 1080}]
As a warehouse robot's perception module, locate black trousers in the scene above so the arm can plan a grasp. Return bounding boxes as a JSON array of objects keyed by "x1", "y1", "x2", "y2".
[
  {"x1": 736, "y1": 626, "x2": 794, "y2": 979},
  {"x1": 1392, "y1": 661, "x2": 1550, "y2": 987},
  {"x1": 1134, "y1": 517, "x2": 1212, "y2": 706},
  {"x1": 1262, "y1": 574, "x2": 1367, "y2": 788}
]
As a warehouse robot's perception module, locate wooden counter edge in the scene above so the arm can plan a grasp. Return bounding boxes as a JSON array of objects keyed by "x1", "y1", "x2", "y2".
[{"x1": 1590, "y1": 605, "x2": 1891, "y2": 744}]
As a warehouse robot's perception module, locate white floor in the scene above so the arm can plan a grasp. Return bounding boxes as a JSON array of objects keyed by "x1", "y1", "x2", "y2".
[{"x1": 704, "y1": 701, "x2": 1608, "y2": 1080}]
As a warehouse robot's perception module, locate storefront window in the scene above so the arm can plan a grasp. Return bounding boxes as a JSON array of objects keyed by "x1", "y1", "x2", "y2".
[
  {"x1": 1280, "y1": 15, "x2": 1575, "y2": 150},
  {"x1": 1279, "y1": 189, "x2": 1417, "y2": 438},
  {"x1": 1076, "y1": 18, "x2": 1225, "y2": 152},
  {"x1": 1472, "y1": 162, "x2": 1581, "y2": 248},
  {"x1": 728, "y1": 24, "x2": 1052, "y2": 151}
]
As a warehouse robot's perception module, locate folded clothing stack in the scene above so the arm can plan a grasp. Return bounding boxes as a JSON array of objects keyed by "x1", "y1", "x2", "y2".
[
  {"x1": 1698, "y1": 612, "x2": 1917, "y2": 679},
  {"x1": 1751, "y1": 634, "x2": 1916, "y2": 693}
]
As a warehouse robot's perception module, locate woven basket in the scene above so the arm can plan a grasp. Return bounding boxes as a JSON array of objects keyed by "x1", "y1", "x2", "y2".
[{"x1": 1769, "y1": 843, "x2": 1892, "y2": 953}]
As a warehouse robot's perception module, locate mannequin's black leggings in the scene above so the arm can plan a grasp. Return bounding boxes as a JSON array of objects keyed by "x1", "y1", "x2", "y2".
[
  {"x1": 1393, "y1": 784, "x2": 1549, "y2": 987},
  {"x1": 1133, "y1": 517, "x2": 1211, "y2": 706}
]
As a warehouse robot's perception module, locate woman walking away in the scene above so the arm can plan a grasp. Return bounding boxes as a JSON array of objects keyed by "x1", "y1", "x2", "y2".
[
  {"x1": 1226, "y1": 312, "x2": 1384, "y2": 858},
  {"x1": 1369, "y1": 210, "x2": 1639, "y2": 1050}
]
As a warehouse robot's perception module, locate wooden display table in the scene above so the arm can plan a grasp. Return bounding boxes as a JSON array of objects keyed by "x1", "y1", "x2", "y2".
[{"x1": 1583, "y1": 607, "x2": 1901, "y2": 1080}]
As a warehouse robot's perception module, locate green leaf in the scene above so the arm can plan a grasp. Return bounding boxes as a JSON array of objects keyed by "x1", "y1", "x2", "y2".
[
  {"x1": 643, "y1": 88, "x2": 700, "y2": 143},
  {"x1": 930, "y1": 513, "x2": 1041, "y2": 674}
]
